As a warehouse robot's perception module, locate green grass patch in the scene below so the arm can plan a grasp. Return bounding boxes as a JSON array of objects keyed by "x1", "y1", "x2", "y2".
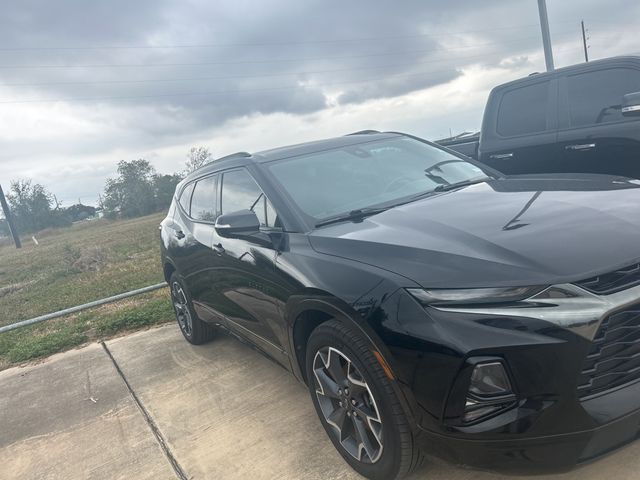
[
  {"x1": 6, "y1": 329, "x2": 88, "y2": 363},
  {"x1": 94, "y1": 295, "x2": 173, "y2": 336},
  {"x1": 0, "y1": 290, "x2": 173, "y2": 369}
]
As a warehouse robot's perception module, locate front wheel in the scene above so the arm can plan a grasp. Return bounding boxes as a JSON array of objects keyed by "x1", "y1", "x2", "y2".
[{"x1": 305, "y1": 320, "x2": 423, "y2": 480}]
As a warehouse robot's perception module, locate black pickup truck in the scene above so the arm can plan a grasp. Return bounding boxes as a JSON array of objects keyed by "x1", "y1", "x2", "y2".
[{"x1": 437, "y1": 56, "x2": 640, "y2": 179}]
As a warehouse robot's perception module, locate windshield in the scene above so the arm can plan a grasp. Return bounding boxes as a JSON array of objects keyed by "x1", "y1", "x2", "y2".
[{"x1": 266, "y1": 136, "x2": 489, "y2": 221}]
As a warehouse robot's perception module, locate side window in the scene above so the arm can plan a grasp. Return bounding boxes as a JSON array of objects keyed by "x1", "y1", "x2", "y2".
[
  {"x1": 497, "y1": 81, "x2": 550, "y2": 137},
  {"x1": 190, "y1": 176, "x2": 217, "y2": 222},
  {"x1": 567, "y1": 68, "x2": 640, "y2": 127},
  {"x1": 253, "y1": 196, "x2": 278, "y2": 228},
  {"x1": 178, "y1": 183, "x2": 195, "y2": 214},
  {"x1": 221, "y1": 169, "x2": 277, "y2": 227}
]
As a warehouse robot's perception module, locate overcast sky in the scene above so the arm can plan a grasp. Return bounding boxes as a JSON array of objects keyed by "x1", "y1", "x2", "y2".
[{"x1": 0, "y1": 0, "x2": 638, "y2": 205}]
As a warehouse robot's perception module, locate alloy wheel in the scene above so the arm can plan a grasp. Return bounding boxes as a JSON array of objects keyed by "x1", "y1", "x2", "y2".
[
  {"x1": 171, "y1": 281, "x2": 193, "y2": 336},
  {"x1": 313, "y1": 346, "x2": 383, "y2": 463}
]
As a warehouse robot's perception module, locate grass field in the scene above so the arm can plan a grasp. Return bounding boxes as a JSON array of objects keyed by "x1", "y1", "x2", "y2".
[{"x1": 0, "y1": 213, "x2": 174, "y2": 369}]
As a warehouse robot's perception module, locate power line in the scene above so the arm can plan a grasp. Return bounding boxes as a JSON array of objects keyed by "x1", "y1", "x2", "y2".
[
  {"x1": 0, "y1": 71, "x2": 459, "y2": 104},
  {"x1": 0, "y1": 62, "x2": 461, "y2": 87},
  {"x1": 0, "y1": 22, "x2": 578, "y2": 51},
  {"x1": 0, "y1": 46, "x2": 583, "y2": 105},
  {"x1": 0, "y1": 33, "x2": 576, "y2": 70},
  {"x1": 0, "y1": 47, "x2": 568, "y2": 88}
]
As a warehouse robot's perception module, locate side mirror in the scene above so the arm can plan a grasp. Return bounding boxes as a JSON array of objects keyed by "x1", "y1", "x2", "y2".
[
  {"x1": 622, "y1": 92, "x2": 640, "y2": 116},
  {"x1": 215, "y1": 209, "x2": 260, "y2": 237}
]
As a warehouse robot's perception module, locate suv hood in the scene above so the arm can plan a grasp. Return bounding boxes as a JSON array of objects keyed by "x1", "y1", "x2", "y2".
[{"x1": 308, "y1": 175, "x2": 640, "y2": 288}]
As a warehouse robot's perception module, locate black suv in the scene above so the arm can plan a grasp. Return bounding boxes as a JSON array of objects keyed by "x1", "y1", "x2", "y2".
[{"x1": 160, "y1": 131, "x2": 640, "y2": 479}]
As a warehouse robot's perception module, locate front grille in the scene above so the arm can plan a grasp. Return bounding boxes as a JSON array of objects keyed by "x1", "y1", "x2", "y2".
[
  {"x1": 577, "y1": 307, "x2": 640, "y2": 398},
  {"x1": 575, "y1": 263, "x2": 640, "y2": 295}
]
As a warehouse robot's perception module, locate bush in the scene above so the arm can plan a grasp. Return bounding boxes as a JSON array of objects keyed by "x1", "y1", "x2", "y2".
[{"x1": 61, "y1": 245, "x2": 108, "y2": 273}]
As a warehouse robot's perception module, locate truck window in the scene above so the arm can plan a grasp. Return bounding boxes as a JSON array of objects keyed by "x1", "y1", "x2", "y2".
[
  {"x1": 497, "y1": 81, "x2": 550, "y2": 137},
  {"x1": 567, "y1": 68, "x2": 640, "y2": 127}
]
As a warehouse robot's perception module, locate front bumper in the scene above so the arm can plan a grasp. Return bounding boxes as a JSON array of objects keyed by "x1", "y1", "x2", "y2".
[
  {"x1": 382, "y1": 284, "x2": 640, "y2": 473},
  {"x1": 416, "y1": 379, "x2": 640, "y2": 474}
]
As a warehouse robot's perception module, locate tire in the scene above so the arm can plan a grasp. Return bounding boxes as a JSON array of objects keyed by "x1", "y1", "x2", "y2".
[
  {"x1": 169, "y1": 272, "x2": 216, "y2": 345},
  {"x1": 305, "y1": 320, "x2": 423, "y2": 480}
]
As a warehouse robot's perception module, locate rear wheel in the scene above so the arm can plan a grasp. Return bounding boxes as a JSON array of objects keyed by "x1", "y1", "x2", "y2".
[
  {"x1": 169, "y1": 272, "x2": 215, "y2": 344},
  {"x1": 306, "y1": 320, "x2": 423, "y2": 480}
]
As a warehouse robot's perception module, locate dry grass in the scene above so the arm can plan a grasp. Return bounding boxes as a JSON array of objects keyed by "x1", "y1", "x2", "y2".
[
  {"x1": 0, "y1": 213, "x2": 174, "y2": 369},
  {"x1": 0, "y1": 213, "x2": 165, "y2": 326}
]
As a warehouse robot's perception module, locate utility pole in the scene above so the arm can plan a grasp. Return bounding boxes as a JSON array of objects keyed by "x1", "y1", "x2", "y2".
[
  {"x1": 537, "y1": 0, "x2": 555, "y2": 71},
  {"x1": 0, "y1": 184, "x2": 21, "y2": 249},
  {"x1": 581, "y1": 20, "x2": 589, "y2": 62}
]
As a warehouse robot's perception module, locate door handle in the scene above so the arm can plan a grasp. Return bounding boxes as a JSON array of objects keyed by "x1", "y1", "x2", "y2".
[
  {"x1": 565, "y1": 143, "x2": 596, "y2": 151},
  {"x1": 212, "y1": 243, "x2": 225, "y2": 255},
  {"x1": 174, "y1": 230, "x2": 185, "y2": 239},
  {"x1": 489, "y1": 152, "x2": 514, "y2": 160}
]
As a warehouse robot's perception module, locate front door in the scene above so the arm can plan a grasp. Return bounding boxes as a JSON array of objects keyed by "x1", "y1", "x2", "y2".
[
  {"x1": 210, "y1": 168, "x2": 289, "y2": 365},
  {"x1": 556, "y1": 66, "x2": 640, "y2": 179},
  {"x1": 479, "y1": 78, "x2": 560, "y2": 175}
]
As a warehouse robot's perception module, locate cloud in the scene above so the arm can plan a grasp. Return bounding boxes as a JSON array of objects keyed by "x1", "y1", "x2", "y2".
[
  {"x1": 0, "y1": 0, "x2": 639, "y2": 204},
  {"x1": 336, "y1": 69, "x2": 461, "y2": 105}
]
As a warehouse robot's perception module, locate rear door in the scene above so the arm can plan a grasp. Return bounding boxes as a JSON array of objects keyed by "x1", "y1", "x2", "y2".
[
  {"x1": 557, "y1": 66, "x2": 640, "y2": 179},
  {"x1": 172, "y1": 174, "x2": 226, "y2": 325},
  {"x1": 479, "y1": 78, "x2": 559, "y2": 174}
]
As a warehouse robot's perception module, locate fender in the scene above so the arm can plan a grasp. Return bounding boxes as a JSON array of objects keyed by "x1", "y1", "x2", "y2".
[{"x1": 284, "y1": 290, "x2": 421, "y2": 428}]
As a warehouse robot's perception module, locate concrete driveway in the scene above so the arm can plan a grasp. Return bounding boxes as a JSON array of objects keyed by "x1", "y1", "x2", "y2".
[{"x1": 2, "y1": 324, "x2": 640, "y2": 480}]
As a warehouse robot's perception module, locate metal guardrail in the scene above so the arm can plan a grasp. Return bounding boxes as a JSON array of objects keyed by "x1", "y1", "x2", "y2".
[{"x1": 0, "y1": 282, "x2": 168, "y2": 334}]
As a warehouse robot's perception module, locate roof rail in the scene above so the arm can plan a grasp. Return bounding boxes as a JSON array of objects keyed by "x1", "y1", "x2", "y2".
[
  {"x1": 215, "y1": 151, "x2": 252, "y2": 162},
  {"x1": 344, "y1": 130, "x2": 380, "y2": 136}
]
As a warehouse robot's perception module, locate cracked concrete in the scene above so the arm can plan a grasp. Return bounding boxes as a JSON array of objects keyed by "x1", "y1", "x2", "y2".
[
  {"x1": 0, "y1": 343, "x2": 174, "y2": 480},
  {"x1": 2, "y1": 324, "x2": 640, "y2": 479}
]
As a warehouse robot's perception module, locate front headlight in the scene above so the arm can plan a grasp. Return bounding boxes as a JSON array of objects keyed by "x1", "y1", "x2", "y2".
[{"x1": 407, "y1": 286, "x2": 546, "y2": 306}]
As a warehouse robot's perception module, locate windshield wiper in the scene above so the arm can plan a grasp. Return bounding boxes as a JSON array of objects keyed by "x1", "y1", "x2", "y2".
[
  {"x1": 315, "y1": 207, "x2": 389, "y2": 228},
  {"x1": 433, "y1": 176, "x2": 491, "y2": 192},
  {"x1": 407, "y1": 176, "x2": 491, "y2": 201},
  {"x1": 315, "y1": 177, "x2": 492, "y2": 228}
]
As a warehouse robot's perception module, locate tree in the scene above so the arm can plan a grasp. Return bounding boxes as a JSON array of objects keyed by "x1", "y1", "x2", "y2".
[
  {"x1": 103, "y1": 159, "x2": 157, "y2": 218},
  {"x1": 153, "y1": 173, "x2": 183, "y2": 211},
  {"x1": 185, "y1": 146, "x2": 212, "y2": 173},
  {"x1": 64, "y1": 203, "x2": 97, "y2": 222},
  {"x1": 6, "y1": 180, "x2": 68, "y2": 233}
]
